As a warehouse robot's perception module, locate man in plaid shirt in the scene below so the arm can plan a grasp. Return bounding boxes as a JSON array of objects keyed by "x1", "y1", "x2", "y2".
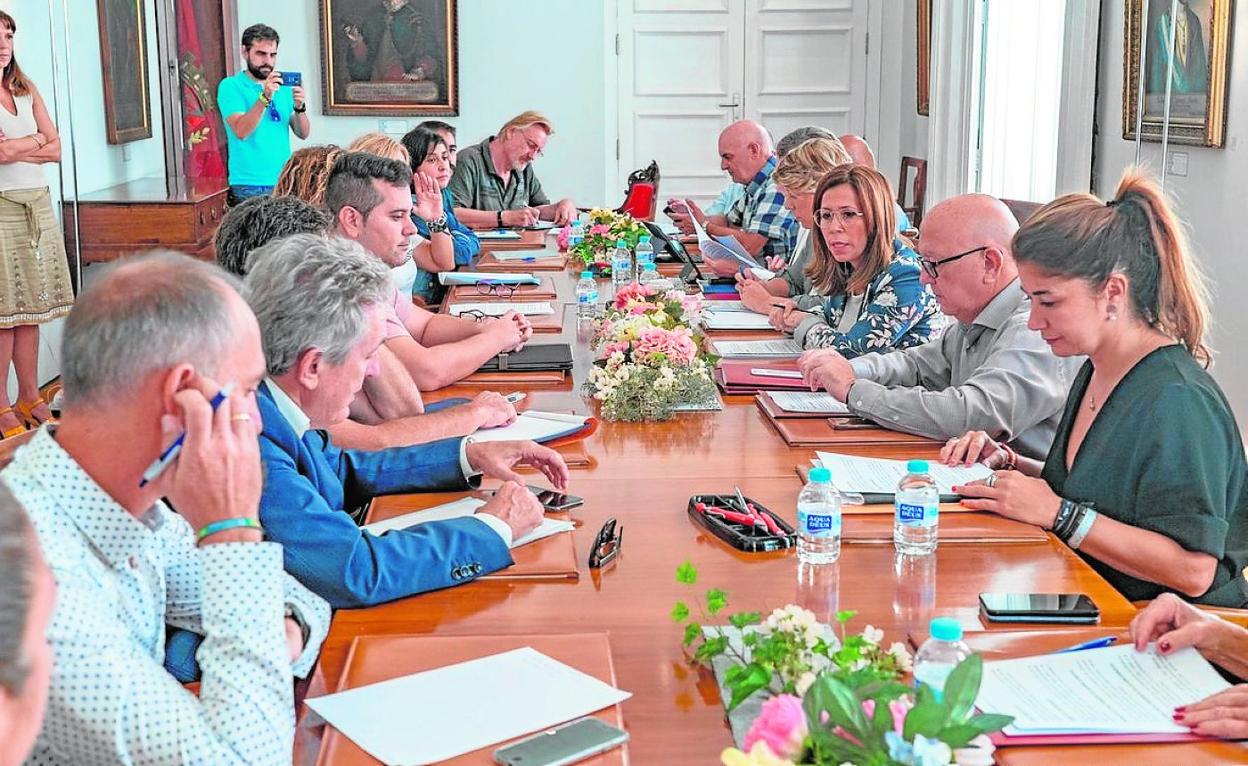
[{"x1": 669, "y1": 120, "x2": 800, "y2": 276}]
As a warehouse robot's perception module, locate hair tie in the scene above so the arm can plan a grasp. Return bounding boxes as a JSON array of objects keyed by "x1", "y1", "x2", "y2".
[{"x1": 1106, "y1": 199, "x2": 1120, "y2": 208}]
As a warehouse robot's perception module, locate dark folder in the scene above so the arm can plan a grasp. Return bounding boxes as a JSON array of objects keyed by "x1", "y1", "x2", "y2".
[{"x1": 476, "y1": 343, "x2": 574, "y2": 373}]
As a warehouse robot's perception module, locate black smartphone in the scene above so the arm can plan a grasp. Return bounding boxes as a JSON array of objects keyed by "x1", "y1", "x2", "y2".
[
  {"x1": 494, "y1": 717, "x2": 628, "y2": 766},
  {"x1": 280, "y1": 71, "x2": 302, "y2": 87},
  {"x1": 530, "y1": 486, "x2": 584, "y2": 512},
  {"x1": 978, "y1": 592, "x2": 1100, "y2": 624}
]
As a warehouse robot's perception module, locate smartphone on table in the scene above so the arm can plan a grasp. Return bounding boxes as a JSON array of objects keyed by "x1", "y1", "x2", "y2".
[
  {"x1": 978, "y1": 592, "x2": 1100, "y2": 624},
  {"x1": 530, "y1": 486, "x2": 584, "y2": 512},
  {"x1": 494, "y1": 717, "x2": 628, "y2": 766}
]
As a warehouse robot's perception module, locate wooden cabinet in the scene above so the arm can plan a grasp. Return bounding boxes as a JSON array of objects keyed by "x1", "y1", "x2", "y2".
[{"x1": 62, "y1": 177, "x2": 227, "y2": 264}]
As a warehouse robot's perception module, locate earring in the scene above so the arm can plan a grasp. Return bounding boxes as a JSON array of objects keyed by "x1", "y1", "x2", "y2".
[{"x1": 1107, "y1": 304, "x2": 1119, "y2": 321}]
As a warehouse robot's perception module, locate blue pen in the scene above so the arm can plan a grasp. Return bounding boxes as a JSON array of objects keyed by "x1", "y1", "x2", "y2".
[
  {"x1": 1055, "y1": 636, "x2": 1117, "y2": 653},
  {"x1": 139, "y1": 382, "x2": 236, "y2": 488}
]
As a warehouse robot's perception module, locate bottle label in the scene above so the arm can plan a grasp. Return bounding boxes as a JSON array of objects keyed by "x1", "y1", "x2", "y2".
[
  {"x1": 578, "y1": 290, "x2": 598, "y2": 304},
  {"x1": 896, "y1": 502, "x2": 938, "y2": 528},
  {"x1": 798, "y1": 509, "x2": 841, "y2": 538}
]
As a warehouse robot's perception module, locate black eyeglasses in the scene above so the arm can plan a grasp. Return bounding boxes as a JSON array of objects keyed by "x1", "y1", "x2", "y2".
[
  {"x1": 457, "y1": 309, "x2": 487, "y2": 322},
  {"x1": 475, "y1": 281, "x2": 517, "y2": 298},
  {"x1": 918, "y1": 245, "x2": 989, "y2": 280},
  {"x1": 588, "y1": 517, "x2": 622, "y2": 568}
]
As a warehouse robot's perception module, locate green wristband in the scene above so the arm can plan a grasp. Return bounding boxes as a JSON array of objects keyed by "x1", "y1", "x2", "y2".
[{"x1": 196, "y1": 517, "x2": 263, "y2": 542}]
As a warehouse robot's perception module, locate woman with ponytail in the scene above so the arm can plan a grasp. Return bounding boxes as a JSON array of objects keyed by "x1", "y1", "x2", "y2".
[{"x1": 943, "y1": 168, "x2": 1248, "y2": 608}]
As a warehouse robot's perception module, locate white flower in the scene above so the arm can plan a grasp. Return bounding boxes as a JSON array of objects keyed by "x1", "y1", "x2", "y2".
[
  {"x1": 875, "y1": 291, "x2": 898, "y2": 308},
  {"x1": 795, "y1": 671, "x2": 817, "y2": 696},
  {"x1": 952, "y1": 734, "x2": 996, "y2": 766},
  {"x1": 862, "y1": 624, "x2": 884, "y2": 645},
  {"x1": 888, "y1": 641, "x2": 914, "y2": 671}
]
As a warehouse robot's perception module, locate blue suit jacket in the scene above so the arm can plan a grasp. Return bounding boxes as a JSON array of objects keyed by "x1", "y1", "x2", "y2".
[{"x1": 256, "y1": 383, "x2": 513, "y2": 608}]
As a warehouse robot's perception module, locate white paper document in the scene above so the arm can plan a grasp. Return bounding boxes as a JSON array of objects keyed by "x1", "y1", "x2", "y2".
[
  {"x1": 814, "y1": 451, "x2": 992, "y2": 495},
  {"x1": 305, "y1": 647, "x2": 631, "y2": 765},
  {"x1": 751, "y1": 368, "x2": 803, "y2": 379},
  {"x1": 449, "y1": 302, "x2": 555, "y2": 317},
  {"x1": 473, "y1": 411, "x2": 590, "y2": 443},
  {"x1": 677, "y1": 200, "x2": 762, "y2": 270},
  {"x1": 488, "y1": 250, "x2": 556, "y2": 261},
  {"x1": 712, "y1": 338, "x2": 804, "y2": 358},
  {"x1": 439, "y1": 271, "x2": 540, "y2": 286},
  {"x1": 362, "y1": 497, "x2": 574, "y2": 549},
  {"x1": 703, "y1": 311, "x2": 774, "y2": 330},
  {"x1": 768, "y1": 391, "x2": 851, "y2": 414},
  {"x1": 701, "y1": 300, "x2": 749, "y2": 312},
  {"x1": 477, "y1": 230, "x2": 523, "y2": 240},
  {"x1": 977, "y1": 645, "x2": 1231, "y2": 735}
]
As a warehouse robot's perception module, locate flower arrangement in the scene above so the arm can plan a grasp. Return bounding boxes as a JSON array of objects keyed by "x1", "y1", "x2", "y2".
[
  {"x1": 559, "y1": 208, "x2": 649, "y2": 274},
  {"x1": 672, "y1": 562, "x2": 1012, "y2": 766},
  {"x1": 583, "y1": 283, "x2": 718, "y2": 422}
]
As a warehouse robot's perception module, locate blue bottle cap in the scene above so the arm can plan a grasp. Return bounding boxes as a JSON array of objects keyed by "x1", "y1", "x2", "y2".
[
  {"x1": 580, "y1": 271, "x2": 592, "y2": 278},
  {"x1": 616, "y1": 239, "x2": 627, "y2": 247},
  {"x1": 639, "y1": 234, "x2": 651, "y2": 243},
  {"x1": 809, "y1": 466, "x2": 831, "y2": 483},
  {"x1": 907, "y1": 459, "x2": 930, "y2": 474},
  {"x1": 930, "y1": 617, "x2": 963, "y2": 642}
]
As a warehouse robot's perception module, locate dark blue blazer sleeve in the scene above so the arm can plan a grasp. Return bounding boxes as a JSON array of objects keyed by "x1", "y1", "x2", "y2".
[{"x1": 310, "y1": 429, "x2": 473, "y2": 510}]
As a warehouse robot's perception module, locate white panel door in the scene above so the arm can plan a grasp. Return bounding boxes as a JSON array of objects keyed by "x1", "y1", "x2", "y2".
[
  {"x1": 617, "y1": 0, "x2": 746, "y2": 218},
  {"x1": 744, "y1": 0, "x2": 869, "y2": 142}
]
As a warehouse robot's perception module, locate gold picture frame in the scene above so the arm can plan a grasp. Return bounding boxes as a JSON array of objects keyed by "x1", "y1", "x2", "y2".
[
  {"x1": 917, "y1": 0, "x2": 930, "y2": 116},
  {"x1": 1123, "y1": 0, "x2": 1232, "y2": 147}
]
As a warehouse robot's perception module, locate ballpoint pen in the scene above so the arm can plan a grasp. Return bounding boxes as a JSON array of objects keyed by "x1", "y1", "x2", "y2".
[
  {"x1": 770, "y1": 302, "x2": 821, "y2": 316},
  {"x1": 139, "y1": 382, "x2": 236, "y2": 488},
  {"x1": 1055, "y1": 636, "x2": 1118, "y2": 653}
]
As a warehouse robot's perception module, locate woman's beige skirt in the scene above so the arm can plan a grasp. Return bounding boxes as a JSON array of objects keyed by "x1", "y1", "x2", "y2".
[{"x1": 0, "y1": 186, "x2": 73, "y2": 328}]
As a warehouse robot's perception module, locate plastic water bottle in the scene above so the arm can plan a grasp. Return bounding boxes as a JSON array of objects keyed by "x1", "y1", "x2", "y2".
[
  {"x1": 635, "y1": 234, "x2": 656, "y2": 272},
  {"x1": 797, "y1": 466, "x2": 842, "y2": 565},
  {"x1": 569, "y1": 220, "x2": 585, "y2": 249},
  {"x1": 894, "y1": 459, "x2": 940, "y2": 555},
  {"x1": 575, "y1": 271, "x2": 599, "y2": 319},
  {"x1": 611, "y1": 239, "x2": 634, "y2": 292},
  {"x1": 638, "y1": 263, "x2": 663, "y2": 289},
  {"x1": 913, "y1": 617, "x2": 972, "y2": 701}
]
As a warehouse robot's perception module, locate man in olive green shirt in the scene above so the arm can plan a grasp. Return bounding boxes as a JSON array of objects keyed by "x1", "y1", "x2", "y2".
[{"x1": 448, "y1": 110, "x2": 577, "y2": 229}]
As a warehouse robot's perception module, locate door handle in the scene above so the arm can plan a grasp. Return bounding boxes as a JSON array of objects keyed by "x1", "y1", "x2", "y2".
[{"x1": 718, "y1": 92, "x2": 741, "y2": 108}]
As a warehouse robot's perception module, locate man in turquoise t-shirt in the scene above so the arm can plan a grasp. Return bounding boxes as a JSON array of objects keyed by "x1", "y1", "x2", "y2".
[{"x1": 217, "y1": 23, "x2": 311, "y2": 205}]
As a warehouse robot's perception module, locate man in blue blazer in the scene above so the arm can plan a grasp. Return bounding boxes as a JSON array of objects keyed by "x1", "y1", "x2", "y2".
[{"x1": 244, "y1": 233, "x2": 569, "y2": 608}]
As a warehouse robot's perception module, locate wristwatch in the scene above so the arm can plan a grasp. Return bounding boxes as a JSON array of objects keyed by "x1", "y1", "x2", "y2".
[
  {"x1": 293, "y1": 104, "x2": 307, "y2": 114},
  {"x1": 428, "y1": 215, "x2": 450, "y2": 234},
  {"x1": 496, "y1": 210, "x2": 504, "y2": 228},
  {"x1": 284, "y1": 604, "x2": 311, "y2": 647}
]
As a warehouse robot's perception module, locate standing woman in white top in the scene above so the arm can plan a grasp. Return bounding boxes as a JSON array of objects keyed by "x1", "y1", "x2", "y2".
[{"x1": 0, "y1": 11, "x2": 73, "y2": 439}]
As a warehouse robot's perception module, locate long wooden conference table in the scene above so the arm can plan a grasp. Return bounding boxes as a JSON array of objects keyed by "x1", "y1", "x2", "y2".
[{"x1": 296, "y1": 232, "x2": 1248, "y2": 765}]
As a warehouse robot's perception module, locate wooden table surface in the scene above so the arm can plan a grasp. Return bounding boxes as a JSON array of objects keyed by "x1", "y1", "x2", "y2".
[{"x1": 296, "y1": 245, "x2": 1217, "y2": 765}]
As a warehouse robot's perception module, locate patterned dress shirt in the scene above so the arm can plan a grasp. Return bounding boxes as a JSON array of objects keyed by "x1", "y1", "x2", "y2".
[
  {"x1": 724, "y1": 155, "x2": 800, "y2": 262},
  {"x1": 2, "y1": 428, "x2": 331, "y2": 766}
]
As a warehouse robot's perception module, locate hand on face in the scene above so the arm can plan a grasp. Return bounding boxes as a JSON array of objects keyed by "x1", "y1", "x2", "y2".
[{"x1": 412, "y1": 172, "x2": 444, "y2": 221}]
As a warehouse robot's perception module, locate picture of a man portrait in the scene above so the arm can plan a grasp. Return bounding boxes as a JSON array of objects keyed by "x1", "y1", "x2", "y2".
[
  {"x1": 319, "y1": 0, "x2": 458, "y2": 116},
  {"x1": 1145, "y1": 0, "x2": 1209, "y2": 120}
]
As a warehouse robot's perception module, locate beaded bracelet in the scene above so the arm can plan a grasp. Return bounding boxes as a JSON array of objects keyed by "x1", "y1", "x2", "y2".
[{"x1": 196, "y1": 517, "x2": 263, "y2": 542}]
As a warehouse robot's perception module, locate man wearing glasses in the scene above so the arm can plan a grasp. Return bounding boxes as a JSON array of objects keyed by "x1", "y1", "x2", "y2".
[
  {"x1": 448, "y1": 111, "x2": 578, "y2": 228},
  {"x1": 797, "y1": 194, "x2": 1080, "y2": 460},
  {"x1": 219, "y1": 24, "x2": 311, "y2": 206}
]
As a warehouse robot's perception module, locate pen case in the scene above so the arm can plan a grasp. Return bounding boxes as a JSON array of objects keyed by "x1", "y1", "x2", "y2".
[{"x1": 687, "y1": 494, "x2": 796, "y2": 552}]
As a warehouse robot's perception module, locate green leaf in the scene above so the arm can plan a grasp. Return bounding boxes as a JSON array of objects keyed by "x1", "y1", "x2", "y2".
[
  {"x1": 670, "y1": 601, "x2": 689, "y2": 623},
  {"x1": 705, "y1": 588, "x2": 728, "y2": 615},
  {"x1": 729, "y1": 611, "x2": 762, "y2": 629},
  {"x1": 902, "y1": 699, "x2": 948, "y2": 740},
  {"x1": 870, "y1": 691, "x2": 895, "y2": 736},
  {"x1": 967, "y1": 712, "x2": 1015, "y2": 733},
  {"x1": 694, "y1": 634, "x2": 729, "y2": 662},
  {"x1": 682, "y1": 622, "x2": 702, "y2": 647},
  {"x1": 937, "y1": 723, "x2": 983, "y2": 749},
  {"x1": 726, "y1": 663, "x2": 771, "y2": 711},
  {"x1": 675, "y1": 560, "x2": 698, "y2": 584},
  {"x1": 804, "y1": 674, "x2": 869, "y2": 741},
  {"x1": 942, "y1": 654, "x2": 983, "y2": 721},
  {"x1": 835, "y1": 609, "x2": 857, "y2": 624}
]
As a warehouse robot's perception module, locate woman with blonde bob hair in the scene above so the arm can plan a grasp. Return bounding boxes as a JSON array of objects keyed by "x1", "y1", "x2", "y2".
[
  {"x1": 770, "y1": 164, "x2": 940, "y2": 357},
  {"x1": 947, "y1": 168, "x2": 1248, "y2": 608},
  {"x1": 736, "y1": 136, "x2": 851, "y2": 313}
]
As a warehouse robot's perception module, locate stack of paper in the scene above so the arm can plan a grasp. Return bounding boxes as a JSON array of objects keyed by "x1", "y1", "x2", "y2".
[
  {"x1": 712, "y1": 339, "x2": 804, "y2": 358},
  {"x1": 449, "y1": 302, "x2": 556, "y2": 317},
  {"x1": 676, "y1": 200, "x2": 763, "y2": 270},
  {"x1": 363, "y1": 497, "x2": 574, "y2": 549},
  {"x1": 439, "y1": 271, "x2": 539, "y2": 286},
  {"x1": 305, "y1": 647, "x2": 631, "y2": 764},
  {"x1": 490, "y1": 250, "x2": 553, "y2": 261},
  {"x1": 977, "y1": 645, "x2": 1230, "y2": 736},
  {"x1": 474, "y1": 410, "x2": 590, "y2": 444},
  {"x1": 767, "y1": 391, "x2": 851, "y2": 415},
  {"x1": 814, "y1": 451, "x2": 992, "y2": 495},
  {"x1": 703, "y1": 311, "x2": 774, "y2": 330},
  {"x1": 477, "y1": 230, "x2": 523, "y2": 240}
]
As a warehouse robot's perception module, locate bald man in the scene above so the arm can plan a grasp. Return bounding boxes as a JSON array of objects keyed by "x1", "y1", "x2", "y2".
[
  {"x1": 668, "y1": 120, "x2": 799, "y2": 275},
  {"x1": 838, "y1": 134, "x2": 876, "y2": 169},
  {"x1": 797, "y1": 194, "x2": 1081, "y2": 459}
]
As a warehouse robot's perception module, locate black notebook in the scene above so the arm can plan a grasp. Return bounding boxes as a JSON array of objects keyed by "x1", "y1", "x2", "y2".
[{"x1": 477, "y1": 343, "x2": 574, "y2": 373}]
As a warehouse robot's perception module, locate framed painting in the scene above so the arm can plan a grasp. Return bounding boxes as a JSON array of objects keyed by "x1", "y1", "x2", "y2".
[
  {"x1": 318, "y1": 0, "x2": 458, "y2": 116},
  {"x1": 96, "y1": 0, "x2": 153, "y2": 144},
  {"x1": 1123, "y1": 0, "x2": 1232, "y2": 147},
  {"x1": 917, "y1": 0, "x2": 930, "y2": 116}
]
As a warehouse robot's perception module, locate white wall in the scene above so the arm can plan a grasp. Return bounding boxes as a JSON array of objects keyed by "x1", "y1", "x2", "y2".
[
  {"x1": 233, "y1": 0, "x2": 608, "y2": 206},
  {"x1": 1094, "y1": 1, "x2": 1248, "y2": 424},
  {"x1": 876, "y1": 0, "x2": 928, "y2": 206}
]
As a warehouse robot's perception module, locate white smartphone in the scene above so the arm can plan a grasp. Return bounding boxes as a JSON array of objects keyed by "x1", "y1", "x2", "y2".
[{"x1": 493, "y1": 717, "x2": 628, "y2": 766}]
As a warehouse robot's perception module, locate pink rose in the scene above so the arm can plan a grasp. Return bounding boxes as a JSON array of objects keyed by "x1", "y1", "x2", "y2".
[
  {"x1": 589, "y1": 224, "x2": 611, "y2": 236},
  {"x1": 556, "y1": 225, "x2": 572, "y2": 251},
  {"x1": 743, "y1": 694, "x2": 807, "y2": 760}
]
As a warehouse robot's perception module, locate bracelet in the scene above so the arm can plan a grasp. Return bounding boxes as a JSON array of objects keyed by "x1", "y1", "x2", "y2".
[
  {"x1": 1055, "y1": 505, "x2": 1086, "y2": 543},
  {"x1": 428, "y1": 215, "x2": 449, "y2": 234},
  {"x1": 196, "y1": 517, "x2": 263, "y2": 542},
  {"x1": 1067, "y1": 508, "x2": 1098, "y2": 549},
  {"x1": 258, "y1": 92, "x2": 273, "y2": 107},
  {"x1": 999, "y1": 443, "x2": 1019, "y2": 470},
  {"x1": 293, "y1": 104, "x2": 306, "y2": 113},
  {"x1": 1050, "y1": 498, "x2": 1077, "y2": 535},
  {"x1": 496, "y1": 210, "x2": 504, "y2": 228},
  {"x1": 30, "y1": 133, "x2": 45, "y2": 148}
]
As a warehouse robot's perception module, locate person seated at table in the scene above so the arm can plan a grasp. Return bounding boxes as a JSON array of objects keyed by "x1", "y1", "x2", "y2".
[
  {"x1": 417, "y1": 119, "x2": 458, "y2": 168},
  {"x1": 326, "y1": 152, "x2": 532, "y2": 391},
  {"x1": 401, "y1": 126, "x2": 480, "y2": 305},
  {"x1": 346, "y1": 132, "x2": 428, "y2": 299},
  {"x1": 214, "y1": 193, "x2": 331, "y2": 276},
  {"x1": 0, "y1": 481, "x2": 55, "y2": 766},
  {"x1": 797, "y1": 194, "x2": 1079, "y2": 459},
  {"x1": 947, "y1": 169, "x2": 1248, "y2": 608},
  {"x1": 667, "y1": 120, "x2": 800, "y2": 276},
  {"x1": 700, "y1": 126, "x2": 835, "y2": 229},
  {"x1": 767, "y1": 165, "x2": 940, "y2": 357},
  {"x1": 448, "y1": 111, "x2": 577, "y2": 228},
  {"x1": 244, "y1": 234, "x2": 566, "y2": 608},
  {"x1": 837, "y1": 134, "x2": 912, "y2": 233},
  {"x1": 735, "y1": 136, "x2": 852, "y2": 313},
  {"x1": 1132, "y1": 593, "x2": 1248, "y2": 737},
  {"x1": 273, "y1": 143, "x2": 342, "y2": 208},
  {"x1": 2, "y1": 251, "x2": 331, "y2": 764}
]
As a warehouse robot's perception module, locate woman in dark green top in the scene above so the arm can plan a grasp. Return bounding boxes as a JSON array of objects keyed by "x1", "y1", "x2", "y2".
[{"x1": 942, "y1": 168, "x2": 1248, "y2": 608}]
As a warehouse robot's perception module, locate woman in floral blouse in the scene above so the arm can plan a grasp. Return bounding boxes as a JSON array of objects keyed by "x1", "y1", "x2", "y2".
[{"x1": 768, "y1": 165, "x2": 941, "y2": 357}]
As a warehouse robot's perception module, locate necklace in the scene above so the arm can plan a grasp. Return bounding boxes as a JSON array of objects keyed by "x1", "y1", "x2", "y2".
[{"x1": 1088, "y1": 391, "x2": 1098, "y2": 411}]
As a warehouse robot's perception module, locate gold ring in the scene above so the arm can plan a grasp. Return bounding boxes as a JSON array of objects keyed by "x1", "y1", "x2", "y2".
[{"x1": 231, "y1": 413, "x2": 252, "y2": 423}]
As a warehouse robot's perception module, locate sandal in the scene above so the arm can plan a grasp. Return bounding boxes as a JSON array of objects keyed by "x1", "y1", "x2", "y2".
[
  {"x1": 0, "y1": 407, "x2": 26, "y2": 439},
  {"x1": 15, "y1": 397, "x2": 54, "y2": 428}
]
